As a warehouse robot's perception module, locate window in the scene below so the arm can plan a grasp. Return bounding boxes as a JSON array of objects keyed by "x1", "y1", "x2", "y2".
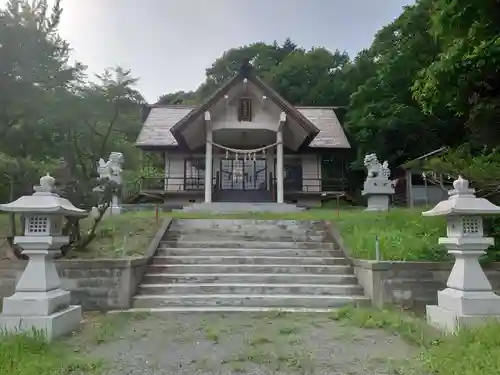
[
  {"x1": 238, "y1": 98, "x2": 252, "y2": 122},
  {"x1": 184, "y1": 158, "x2": 205, "y2": 190}
]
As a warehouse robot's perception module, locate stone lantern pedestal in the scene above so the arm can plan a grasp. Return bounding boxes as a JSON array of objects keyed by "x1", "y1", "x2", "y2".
[
  {"x1": 0, "y1": 174, "x2": 87, "y2": 340},
  {"x1": 423, "y1": 176, "x2": 500, "y2": 332}
]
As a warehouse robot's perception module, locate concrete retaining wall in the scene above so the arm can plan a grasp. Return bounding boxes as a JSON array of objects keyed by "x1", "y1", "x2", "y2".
[
  {"x1": 352, "y1": 259, "x2": 500, "y2": 310},
  {"x1": 323, "y1": 220, "x2": 500, "y2": 310},
  {"x1": 121, "y1": 204, "x2": 177, "y2": 213},
  {"x1": 0, "y1": 218, "x2": 171, "y2": 311},
  {"x1": 0, "y1": 258, "x2": 148, "y2": 311}
]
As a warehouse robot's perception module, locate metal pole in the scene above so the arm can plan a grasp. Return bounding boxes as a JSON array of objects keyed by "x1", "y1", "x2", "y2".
[{"x1": 375, "y1": 236, "x2": 381, "y2": 261}]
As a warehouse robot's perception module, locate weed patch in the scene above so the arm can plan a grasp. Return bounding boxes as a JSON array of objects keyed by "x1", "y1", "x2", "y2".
[
  {"x1": 0, "y1": 331, "x2": 101, "y2": 375},
  {"x1": 334, "y1": 305, "x2": 500, "y2": 375}
]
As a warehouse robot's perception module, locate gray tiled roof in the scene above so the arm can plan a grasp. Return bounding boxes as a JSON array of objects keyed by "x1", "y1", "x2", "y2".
[
  {"x1": 297, "y1": 107, "x2": 350, "y2": 148},
  {"x1": 136, "y1": 105, "x2": 194, "y2": 147},
  {"x1": 135, "y1": 105, "x2": 350, "y2": 149}
]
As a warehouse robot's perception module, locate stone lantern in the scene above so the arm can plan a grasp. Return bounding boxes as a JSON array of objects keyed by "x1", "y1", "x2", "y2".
[
  {"x1": 0, "y1": 173, "x2": 87, "y2": 340},
  {"x1": 423, "y1": 175, "x2": 500, "y2": 332}
]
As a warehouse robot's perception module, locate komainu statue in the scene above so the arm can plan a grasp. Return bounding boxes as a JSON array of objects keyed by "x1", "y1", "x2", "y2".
[{"x1": 363, "y1": 153, "x2": 391, "y2": 179}]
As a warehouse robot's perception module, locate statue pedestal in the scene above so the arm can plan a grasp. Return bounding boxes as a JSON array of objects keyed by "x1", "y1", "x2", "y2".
[
  {"x1": 107, "y1": 195, "x2": 121, "y2": 216},
  {"x1": 362, "y1": 178, "x2": 395, "y2": 211}
]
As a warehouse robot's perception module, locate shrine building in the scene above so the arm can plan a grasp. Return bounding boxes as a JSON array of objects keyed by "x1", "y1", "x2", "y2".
[{"x1": 134, "y1": 62, "x2": 351, "y2": 207}]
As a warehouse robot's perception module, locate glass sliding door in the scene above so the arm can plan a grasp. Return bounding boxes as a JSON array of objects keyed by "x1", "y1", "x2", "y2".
[{"x1": 220, "y1": 158, "x2": 268, "y2": 191}]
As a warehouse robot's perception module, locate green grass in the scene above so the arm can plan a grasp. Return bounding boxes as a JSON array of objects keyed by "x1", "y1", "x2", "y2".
[
  {"x1": 0, "y1": 330, "x2": 101, "y2": 375},
  {"x1": 0, "y1": 207, "x2": 449, "y2": 261},
  {"x1": 333, "y1": 305, "x2": 500, "y2": 375},
  {"x1": 69, "y1": 211, "x2": 166, "y2": 259},
  {"x1": 0, "y1": 211, "x2": 165, "y2": 259},
  {"x1": 332, "y1": 208, "x2": 448, "y2": 261}
]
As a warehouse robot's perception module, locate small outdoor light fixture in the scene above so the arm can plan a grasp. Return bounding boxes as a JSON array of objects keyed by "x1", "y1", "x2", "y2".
[
  {"x1": 423, "y1": 175, "x2": 500, "y2": 332},
  {"x1": 0, "y1": 173, "x2": 87, "y2": 340}
]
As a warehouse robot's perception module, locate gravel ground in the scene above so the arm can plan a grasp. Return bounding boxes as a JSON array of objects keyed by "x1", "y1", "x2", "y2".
[{"x1": 70, "y1": 311, "x2": 418, "y2": 375}]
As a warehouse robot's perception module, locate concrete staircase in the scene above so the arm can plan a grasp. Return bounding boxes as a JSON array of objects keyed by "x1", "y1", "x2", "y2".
[{"x1": 132, "y1": 219, "x2": 369, "y2": 312}]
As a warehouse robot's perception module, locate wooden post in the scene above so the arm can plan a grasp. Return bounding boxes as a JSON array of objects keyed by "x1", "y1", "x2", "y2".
[
  {"x1": 276, "y1": 112, "x2": 286, "y2": 204},
  {"x1": 204, "y1": 111, "x2": 213, "y2": 203}
]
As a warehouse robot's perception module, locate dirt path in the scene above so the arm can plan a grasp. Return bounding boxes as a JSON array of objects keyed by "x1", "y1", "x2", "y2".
[{"x1": 70, "y1": 311, "x2": 418, "y2": 375}]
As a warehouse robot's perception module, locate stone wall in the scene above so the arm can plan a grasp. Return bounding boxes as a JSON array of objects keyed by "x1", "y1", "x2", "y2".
[
  {"x1": 0, "y1": 258, "x2": 148, "y2": 311},
  {"x1": 0, "y1": 218, "x2": 172, "y2": 311},
  {"x1": 352, "y1": 259, "x2": 500, "y2": 310}
]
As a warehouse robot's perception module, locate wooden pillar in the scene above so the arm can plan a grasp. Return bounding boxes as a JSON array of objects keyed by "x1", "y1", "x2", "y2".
[
  {"x1": 164, "y1": 151, "x2": 169, "y2": 191},
  {"x1": 406, "y1": 169, "x2": 413, "y2": 208},
  {"x1": 204, "y1": 112, "x2": 212, "y2": 203},
  {"x1": 276, "y1": 112, "x2": 286, "y2": 204}
]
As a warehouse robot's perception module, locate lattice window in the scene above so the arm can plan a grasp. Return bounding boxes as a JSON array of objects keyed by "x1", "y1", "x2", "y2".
[
  {"x1": 238, "y1": 98, "x2": 252, "y2": 122},
  {"x1": 462, "y1": 217, "x2": 481, "y2": 235},
  {"x1": 27, "y1": 216, "x2": 49, "y2": 234}
]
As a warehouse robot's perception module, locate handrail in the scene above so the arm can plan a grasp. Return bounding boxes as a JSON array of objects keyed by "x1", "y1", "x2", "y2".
[
  {"x1": 271, "y1": 177, "x2": 348, "y2": 193},
  {"x1": 137, "y1": 176, "x2": 219, "y2": 192},
  {"x1": 126, "y1": 176, "x2": 348, "y2": 200}
]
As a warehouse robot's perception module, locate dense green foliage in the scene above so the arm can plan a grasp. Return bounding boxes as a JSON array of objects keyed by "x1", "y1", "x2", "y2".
[
  {"x1": 1, "y1": 0, "x2": 499, "y2": 255},
  {"x1": 0, "y1": 0, "x2": 145, "y2": 203},
  {"x1": 157, "y1": 0, "x2": 500, "y2": 180},
  {"x1": 4, "y1": 0, "x2": 498, "y2": 194},
  {"x1": 0, "y1": 0, "x2": 149, "y2": 256}
]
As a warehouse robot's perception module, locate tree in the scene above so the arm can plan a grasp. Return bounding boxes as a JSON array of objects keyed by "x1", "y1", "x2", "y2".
[
  {"x1": 0, "y1": 1, "x2": 145, "y2": 258},
  {"x1": 419, "y1": 146, "x2": 500, "y2": 199},
  {"x1": 158, "y1": 40, "x2": 301, "y2": 103},
  {"x1": 266, "y1": 47, "x2": 350, "y2": 106},
  {"x1": 157, "y1": 91, "x2": 197, "y2": 105},
  {"x1": 412, "y1": 0, "x2": 500, "y2": 148},
  {"x1": 344, "y1": 0, "x2": 461, "y2": 169}
]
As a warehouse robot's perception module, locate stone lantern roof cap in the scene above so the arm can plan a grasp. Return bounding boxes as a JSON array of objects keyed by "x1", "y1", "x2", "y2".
[
  {"x1": 423, "y1": 176, "x2": 500, "y2": 217},
  {"x1": 0, "y1": 173, "x2": 87, "y2": 217}
]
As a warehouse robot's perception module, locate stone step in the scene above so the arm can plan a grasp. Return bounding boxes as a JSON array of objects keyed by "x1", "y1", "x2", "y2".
[
  {"x1": 167, "y1": 234, "x2": 325, "y2": 242},
  {"x1": 150, "y1": 255, "x2": 349, "y2": 266},
  {"x1": 159, "y1": 240, "x2": 335, "y2": 250},
  {"x1": 137, "y1": 283, "x2": 364, "y2": 296},
  {"x1": 168, "y1": 223, "x2": 325, "y2": 230},
  {"x1": 156, "y1": 247, "x2": 345, "y2": 257},
  {"x1": 172, "y1": 219, "x2": 313, "y2": 228},
  {"x1": 142, "y1": 273, "x2": 358, "y2": 285},
  {"x1": 167, "y1": 230, "x2": 327, "y2": 238},
  {"x1": 179, "y1": 203, "x2": 305, "y2": 213},
  {"x1": 146, "y1": 264, "x2": 353, "y2": 274},
  {"x1": 114, "y1": 307, "x2": 339, "y2": 313},
  {"x1": 133, "y1": 294, "x2": 369, "y2": 309}
]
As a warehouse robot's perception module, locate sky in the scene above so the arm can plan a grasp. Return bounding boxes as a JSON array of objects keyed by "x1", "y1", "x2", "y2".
[{"x1": 4, "y1": 0, "x2": 414, "y2": 102}]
